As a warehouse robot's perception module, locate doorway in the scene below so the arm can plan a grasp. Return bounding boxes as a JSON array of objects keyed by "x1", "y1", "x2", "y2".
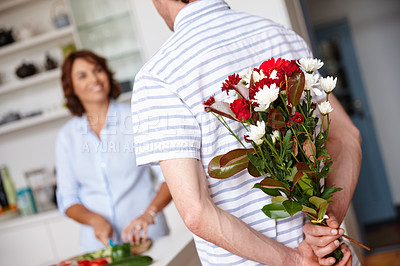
[{"x1": 297, "y1": 0, "x2": 399, "y2": 252}]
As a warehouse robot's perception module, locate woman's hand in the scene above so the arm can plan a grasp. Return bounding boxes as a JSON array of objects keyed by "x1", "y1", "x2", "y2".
[
  {"x1": 121, "y1": 211, "x2": 155, "y2": 245},
  {"x1": 91, "y1": 214, "x2": 113, "y2": 246}
]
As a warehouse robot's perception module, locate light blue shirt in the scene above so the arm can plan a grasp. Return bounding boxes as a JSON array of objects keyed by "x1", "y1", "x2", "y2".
[{"x1": 56, "y1": 101, "x2": 169, "y2": 252}]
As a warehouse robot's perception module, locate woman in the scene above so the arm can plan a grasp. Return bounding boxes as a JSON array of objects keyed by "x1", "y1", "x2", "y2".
[{"x1": 56, "y1": 50, "x2": 171, "y2": 252}]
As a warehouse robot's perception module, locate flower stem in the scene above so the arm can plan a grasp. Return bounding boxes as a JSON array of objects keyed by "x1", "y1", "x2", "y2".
[{"x1": 213, "y1": 113, "x2": 247, "y2": 149}]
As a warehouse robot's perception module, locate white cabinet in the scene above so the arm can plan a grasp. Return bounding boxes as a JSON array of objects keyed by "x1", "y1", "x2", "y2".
[{"x1": 0, "y1": 210, "x2": 80, "y2": 266}]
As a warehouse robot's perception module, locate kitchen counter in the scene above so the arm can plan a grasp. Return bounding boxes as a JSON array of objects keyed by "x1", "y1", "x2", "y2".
[{"x1": 0, "y1": 204, "x2": 201, "y2": 266}]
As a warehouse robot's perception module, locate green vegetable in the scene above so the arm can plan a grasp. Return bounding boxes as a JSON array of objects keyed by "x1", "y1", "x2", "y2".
[
  {"x1": 75, "y1": 246, "x2": 111, "y2": 261},
  {"x1": 107, "y1": 256, "x2": 153, "y2": 266},
  {"x1": 111, "y1": 243, "x2": 132, "y2": 262}
]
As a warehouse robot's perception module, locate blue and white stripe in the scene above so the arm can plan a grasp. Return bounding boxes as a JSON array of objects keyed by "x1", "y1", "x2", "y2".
[{"x1": 131, "y1": 0, "x2": 339, "y2": 265}]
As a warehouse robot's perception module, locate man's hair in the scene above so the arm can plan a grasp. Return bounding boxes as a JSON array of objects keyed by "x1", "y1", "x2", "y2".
[
  {"x1": 61, "y1": 50, "x2": 121, "y2": 117},
  {"x1": 180, "y1": 0, "x2": 190, "y2": 3}
]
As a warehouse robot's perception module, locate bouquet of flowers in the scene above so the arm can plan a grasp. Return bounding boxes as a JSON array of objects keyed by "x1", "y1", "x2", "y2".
[{"x1": 204, "y1": 57, "x2": 348, "y2": 263}]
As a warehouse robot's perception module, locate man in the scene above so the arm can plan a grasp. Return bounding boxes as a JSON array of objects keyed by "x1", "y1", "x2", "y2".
[{"x1": 131, "y1": 0, "x2": 361, "y2": 265}]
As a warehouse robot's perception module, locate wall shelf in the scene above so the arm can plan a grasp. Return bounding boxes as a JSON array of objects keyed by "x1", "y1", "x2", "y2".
[
  {"x1": 0, "y1": 68, "x2": 61, "y2": 96},
  {"x1": 0, "y1": 92, "x2": 131, "y2": 136},
  {"x1": 0, "y1": 108, "x2": 69, "y2": 136},
  {"x1": 0, "y1": 26, "x2": 73, "y2": 57},
  {"x1": 0, "y1": 0, "x2": 33, "y2": 12}
]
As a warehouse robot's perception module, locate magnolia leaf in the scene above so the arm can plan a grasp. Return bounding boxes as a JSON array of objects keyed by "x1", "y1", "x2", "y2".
[
  {"x1": 208, "y1": 154, "x2": 248, "y2": 179},
  {"x1": 303, "y1": 139, "x2": 316, "y2": 162},
  {"x1": 309, "y1": 196, "x2": 328, "y2": 209},
  {"x1": 268, "y1": 109, "x2": 286, "y2": 129},
  {"x1": 287, "y1": 71, "x2": 305, "y2": 106},
  {"x1": 283, "y1": 200, "x2": 303, "y2": 217},
  {"x1": 272, "y1": 196, "x2": 287, "y2": 203},
  {"x1": 298, "y1": 178, "x2": 313, "y2": 196},
  {"x1": 316, "y1": 156, "x2": 330, "y2": 161},
  {"x1": 260, "y1": 178, "x2": 289, "y2": 191},
  {"x1": 296, "y1": 162, "x2": 313, "y2": 173},
  {"x1": 253, "y1": 183, "x2": 281, "y2": 196},
  {"x1": 262, "y1": 202, "x2": 290, "y2": 219},
  {"x1": 220, "y1": 148, "x2": 254, "y2": 167},
  {"x1": 292, "y1": 171, "x2": 305, "y2": 188},
  {"x1": 233, "y1": 84, "x2": 249, "y2": 100},
  {"x1": 292, "y1": 138, "x2": 298, "y2": 156},
  {"x1": 318, "y1": 201, "x2": 329, "y2": 220},
  {"x1": 206, "y1": 101, "x2": 238, "y2": 121},
  {"x1": 248, "y1": 160, "x2": 262, "y2": 177},
  {"x1": 302, "y1": 205, "x2": 317, "y2": 216}
]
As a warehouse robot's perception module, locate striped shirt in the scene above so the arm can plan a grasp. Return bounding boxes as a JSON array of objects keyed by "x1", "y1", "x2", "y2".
[{"x1": 131, "y1": 0, "x2": 358, "y2": 265}]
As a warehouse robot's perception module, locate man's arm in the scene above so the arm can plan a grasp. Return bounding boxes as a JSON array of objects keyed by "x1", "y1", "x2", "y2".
[
  {"x1": 160, "y1": 158, "x2": 319, "y2": 266},
  {"x1": 325, "y1": 94, "x2": 362, "y2": 223},
  {"x1": 303, "y1": 94, "x2": 361, "y2": 265}
]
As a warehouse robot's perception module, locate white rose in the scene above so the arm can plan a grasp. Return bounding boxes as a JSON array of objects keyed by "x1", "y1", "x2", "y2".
[
  {"x1": 247, "y1": 121, "x2": 266, "y2": 146},
  {"x1": 318, "y1": 101, "x2": 333, "y2": 115},
  {"x1": 320, "y1": 76, "x2": 337, "y2": 94},
  {"x1": 298, "y1": 58, "x2": 324, "y2": 73}
]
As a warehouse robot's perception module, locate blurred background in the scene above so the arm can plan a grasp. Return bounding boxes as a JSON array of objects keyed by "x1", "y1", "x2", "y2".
[{"x1": 0, "y1": 0, "x2": 398, "y2": 265}]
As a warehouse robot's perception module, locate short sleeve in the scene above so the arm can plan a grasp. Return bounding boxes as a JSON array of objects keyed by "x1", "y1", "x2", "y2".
[
  {"x1": 55, "y1": 128, "x2": 82, "y2": 214},
  {"x1": 131, "y1": 71, "x2": 201, "y2": 166}
]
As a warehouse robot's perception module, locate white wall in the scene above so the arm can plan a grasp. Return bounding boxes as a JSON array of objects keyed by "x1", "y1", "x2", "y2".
[
  {"x1": 0, "y1": 0, "x2": 293, "y2": 190},
  {"x1": 130, "y1": 0, "x2": 292, "y2": 60},
  {"x1": 305, "y1": 0, "x2": 400, "y2": 204}
]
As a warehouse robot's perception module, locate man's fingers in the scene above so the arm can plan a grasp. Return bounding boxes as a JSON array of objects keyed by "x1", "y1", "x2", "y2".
[
  {"x1": 313, "y1": 239, "x2": 341, "y2": 258},
  {"x1": 303, "y1": 222, "x2": 341, "y2": 237}
]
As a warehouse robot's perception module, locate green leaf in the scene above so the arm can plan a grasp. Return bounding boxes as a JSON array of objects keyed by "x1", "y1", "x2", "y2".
[
  {"x1": 302, "y1": 205, "x2": 317, "y2": 216},
  {"x1": 268, "y1": 109, "x2": 286, "y2": 129},
  {"x1": 262, "y1": 202, "x2": 290, "y2": 219},
  {"x1": 283, "y1": 200, "x2": 303, "y2": 217},
  {"x1": 247, "y1": 152, "x2": 265, "y2": 169},
  {"x1": 220, "y1": 148, "x2": 254, "y2": 167},
  {"x1": 309, "y1": 196, "x2": 328, "y2": 208},
  {"x1": 287, "y1": 71, "x2": 305, "y2": 106},
  {"x1": 321, "y1": 185, "x2": 343, "y2": 200},
  {"x1": 247, "y1": 160, "x2": 261, "y2": 177},
  {"x1": 208, "y1": 154, "x2": 248, "y2": 179},
  {"x1": 272, "y1": 196, "x2": 287, "y2": 203},
  {"x1": 253, "y1": 183, "x2": 281, "y2": 196},
  {"x1": 309, "y1": 196, "x2": 329, "y2": 219},
  {"x1": 259, "y1": 178, "x2": 289, "y2": 191}
]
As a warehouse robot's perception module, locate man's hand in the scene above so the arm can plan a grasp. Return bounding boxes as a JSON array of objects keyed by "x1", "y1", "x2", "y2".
[{"x1": 303, "y1": 215, "x2": 353, "y2": 265}]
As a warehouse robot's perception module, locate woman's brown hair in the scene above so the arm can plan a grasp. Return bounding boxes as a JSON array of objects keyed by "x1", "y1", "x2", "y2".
[{"x1": 61, "y1": 50, "x2": 121, "y2": 116}]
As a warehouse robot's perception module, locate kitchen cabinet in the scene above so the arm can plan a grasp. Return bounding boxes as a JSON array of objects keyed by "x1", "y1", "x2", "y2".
[{"x1": 67, "y1": 0, "x2": 144, "y2": 88}]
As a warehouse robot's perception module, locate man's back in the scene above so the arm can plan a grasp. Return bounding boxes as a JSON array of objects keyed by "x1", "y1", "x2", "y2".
[{"x1": 132, "y1": 1, "x2": 315, "y2": 265}]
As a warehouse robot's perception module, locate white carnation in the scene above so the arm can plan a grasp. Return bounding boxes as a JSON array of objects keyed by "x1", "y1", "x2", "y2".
[
  {"x1": 298, "y1": 58, "x2": 324, "y2": 73},
  {"x1": 254, "y1": 83, "x2": 280, "y2": 111},
  {"x1": 318, "y1": 101, "x2": 333, "y2": 115},
  {"x1": 247, "y1": 121, "x2": 266, "y2": 146}
]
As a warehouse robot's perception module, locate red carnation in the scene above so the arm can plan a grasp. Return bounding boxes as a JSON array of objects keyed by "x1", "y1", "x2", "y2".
[
  {"x1": 291, "y1": 111, "x2": 304, "y2": 124},
  {"x1": 222, "y1": 73, "x2": 241, "y2": 94},
  {"x1": 203, "y1": 96, "x2": 215, "y2": 106},
  {"x1": 230, "y1": 98, "x2": 251, "y2": 121}
]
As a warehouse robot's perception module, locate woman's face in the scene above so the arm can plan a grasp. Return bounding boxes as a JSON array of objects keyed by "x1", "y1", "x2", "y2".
[{"x1": 71, "y1": 57, "x2": 110, "y2": 106}]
